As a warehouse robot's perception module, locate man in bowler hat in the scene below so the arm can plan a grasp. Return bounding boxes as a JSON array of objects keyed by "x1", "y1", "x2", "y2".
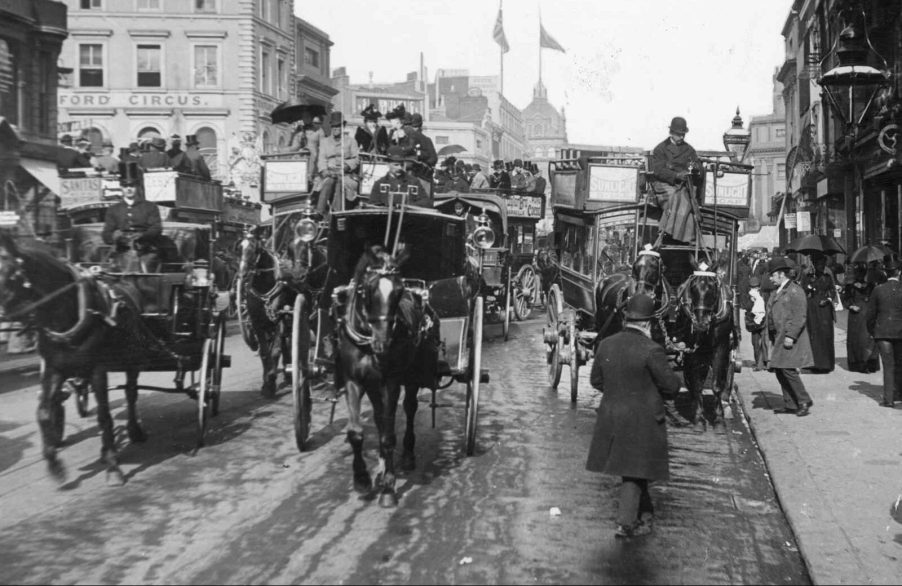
[
  {"x1": 651, "y1": 116, "x2": 703, "y2": 246},
  {"x1": 766, "y1": 256, "x2": 815, "y2": 416},
  {"x1": 489, "y1": 159, "x2": 511, "y2": 190},
  {"x1": 316, "y1": 111, "x2": 359, "y2": 217},
  {"x1": 867, "y1": 258, "x2": 902, "y2": 407},
  {"x1": 586, "y1": 293, "x2": 686, "y2": 538}
]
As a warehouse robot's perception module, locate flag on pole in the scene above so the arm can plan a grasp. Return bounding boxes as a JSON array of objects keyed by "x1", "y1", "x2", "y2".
[
  {"x1": 539, "y1": 23, "x2": 565, "y2": 53},
  {"x1": 493, "y1": 7, "x2": 510, "y2": 54}
]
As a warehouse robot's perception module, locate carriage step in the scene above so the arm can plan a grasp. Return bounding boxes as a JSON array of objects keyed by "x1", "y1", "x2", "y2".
[
  {"x1": 480, "y1": 369, "x2": 489, "y2": 384},
  {"x1": 221, "y1": 355, "x2": 231, "y2": 368}
]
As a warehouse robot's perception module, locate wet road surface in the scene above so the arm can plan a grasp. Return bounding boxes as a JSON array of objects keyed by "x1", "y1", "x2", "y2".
[{"x1": 0, "y1": 316, "x2": 810, "y2": 584}]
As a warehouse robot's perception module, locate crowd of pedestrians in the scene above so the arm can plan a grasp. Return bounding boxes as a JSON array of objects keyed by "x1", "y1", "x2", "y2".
[{"x1": 58, "y1": 132, "x2": 211, "y2": 181}]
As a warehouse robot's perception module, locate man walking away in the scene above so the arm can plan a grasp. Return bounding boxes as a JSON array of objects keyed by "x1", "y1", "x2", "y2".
[
  {"x1": 867, "y1": 258, "x2": 902, "y2": 407},
  {"x1": 586, "y1": 293, "x2": 686, "y2": 538},
  {"x1": 766, "y1": 256, "x2": 815, "y2": 416}
]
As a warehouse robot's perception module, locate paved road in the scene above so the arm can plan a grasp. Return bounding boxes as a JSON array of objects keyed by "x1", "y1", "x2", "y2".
[{"x1": 0, "y1": 316, "x2": 809, "y2": 584}]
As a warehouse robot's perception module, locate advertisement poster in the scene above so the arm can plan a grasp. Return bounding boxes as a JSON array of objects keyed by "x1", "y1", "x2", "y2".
[{"x1": 587, "y1": 165, "x2": 639, "y2": 203}]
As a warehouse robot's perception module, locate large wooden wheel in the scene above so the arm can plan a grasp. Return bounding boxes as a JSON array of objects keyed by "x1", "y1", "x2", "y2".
[
  {"x1": 513, "y1": 264, "x2": 537, "y2": 321},
  {"x1": 569, "y1": 316, "x2": 580, "y2": 403},
  {"x1": 545, "y1": 284, "x2": 563, "y2": 389},
  {"x1": 235, "y1": 275, "x2": 258, "y2": 352},
  {"x1": 291, "y1": 294, "x2": 312, "y2": 452},
  {"x1": 502, "y1": 270, "x2": 512, "y2": 341},
  {"x1": 211, "y1": 312, "x2": 226, "y2": 416},
  {"x1": 196, "y1": 312, "x2": 227, "y2": 447},
  {"x1": 465, "y1": 296, "x2": 484, "y2": 456}
]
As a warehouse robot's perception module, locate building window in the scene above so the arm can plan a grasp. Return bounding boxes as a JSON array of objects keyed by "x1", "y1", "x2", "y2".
[
  {"x1": 476, "y1": 138, "x2": 483, "y2": 150},
  {"x1": 136, "y1": 0, "x2": 160, "y2": 10},
  {"x1": 435, "y1": 136, "x2": 450, "y2": 145},
  {"x1": 777, "y1": 163, "x2": 786, "y2": 180},
  {"x1": 775, "y1": 127, "x2": 786, "y2": 138},
  {"x1": 38, "y1": 51, "x2": 53, "y2": 134},
  {"x1": 195, "y1": 0, "x2": 216, "y2": 12},
  {"x1": 78, "y1": 44, "x2": 104, "y2": 87},
  {"x1": 274, "y1": 0, "x2": 282, "y2": 27},
  {"x1": 304, "y1": 47, "x2": 319, "y2": 69},
  {"x1": 261, "y1": 50, "x2": 270, "y2": 94},
  {"x1": 193, "y1": 45, "x2": 219, "y2": 88},
  {"x1": 196, "y1": 126, "x2": 218, "y2": 178},
  {"x1": 277, "y1": 57, "x2": 286, "y2": 98},
  {"x1": 138, "y1": 126, "x2": 162, "y2": 140},
  {"x1": 81, "y1": 0, "x2": 102, "y2": 8},
  {"x1": 0, "y1": 40, "x2": 18, "y2": 126},
  {"x1": 136, "y1": 44, "x2": 162, "y2": 87},
  {"x1": 260, "y1": 0, "x2": 269, "y2": 20},
  {"x1": 81, "y1": 127, "x2": 104, "y2": 153}
]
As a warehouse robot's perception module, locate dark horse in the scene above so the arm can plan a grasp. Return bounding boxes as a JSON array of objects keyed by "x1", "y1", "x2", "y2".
[
  {"x1": 670, "y1": 268, "x2": 736, "y2": 430},
  {"x1": 334, "y1": 245, "x2": 438, "y2": 507},
  {"x1": 0, "y1": 233, "x2": 151, "y2": 483},
  {"x1": 236, "y1": 227, "x2": 328, "y2": 397},
  {"x1": 594, "y1": 248, "x2": 673, "y2": 342}
]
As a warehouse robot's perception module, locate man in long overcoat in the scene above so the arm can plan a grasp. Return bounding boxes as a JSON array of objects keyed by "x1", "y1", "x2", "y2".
[
  {"x1": 766, "y1": 256, "x2": 814, "y2": 416},
  {"x1": 867, "y1": 258, "x2": 902, "y2": 407},
  {"x1": 586, "y1": 293, "x2": 684, "y2": 538}
]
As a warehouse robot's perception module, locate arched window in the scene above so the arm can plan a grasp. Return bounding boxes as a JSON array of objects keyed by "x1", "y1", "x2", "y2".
[
  {"x1": 547, "y1": 147, "x2": 556, "y2": 159},
  {"x1": 262, "y1": 130, "x2": 271, "y2": 152},
  {"x1": 278, "y1": 134, "x2": 286, "y2": 151},
  {"x1": 2, "y1": 179, "x2": 19, "y2": 212},
  {"x1": 137, "y1": 126, "x2": 161, "y2": 140},
  {"x1": 534, "y1": 146, "x2": 543, "y2": 158},
  {"x1": 195, "y1": 126, "x2": 218, "y2": 178}
]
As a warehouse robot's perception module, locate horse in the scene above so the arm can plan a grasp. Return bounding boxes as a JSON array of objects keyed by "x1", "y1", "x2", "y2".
[
  {"x1": 594, "y1": 247, "x2": 673, "y2": 343},
  {"x1": 534, "y1": 247, "x2": 559, "y2": 306},
  {"x1": 0, "y1": 232, "x2": 151, "y2": 483},
  {"x1": 669, "y1": 267, "x2": 736, "y2": 430},
  {"x1": 235, "y1": 227, "x2": 329, "y2": 397},
  {"x1": 334, "y1": 244, "x2": 438, "y2": 507}
]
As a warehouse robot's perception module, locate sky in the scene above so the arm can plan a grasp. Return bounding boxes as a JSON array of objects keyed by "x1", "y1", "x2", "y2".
[{"x1": 297, "y1": 0, "x2": 791, "y2": 151}]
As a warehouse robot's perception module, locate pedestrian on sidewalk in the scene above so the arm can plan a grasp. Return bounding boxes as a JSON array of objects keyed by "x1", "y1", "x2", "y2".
[
  {"x1": 867, "y1": 258, "x2": 902, "y2": 408},
  {"x1": 766, "y1": 256, "x2": 815, "y2": 416},
  {"x1": 842, "y1": 265, "x2": 879, "y2": 373},
  {"x1": 586, "y1": 293, "x2": 686, "y2": 538},
  {"x1": 801, "y1": 252, "x2": 837, "y2": 373},
  {"x1": 745, "y1": 276, "x2": 769, "y2": 370}
]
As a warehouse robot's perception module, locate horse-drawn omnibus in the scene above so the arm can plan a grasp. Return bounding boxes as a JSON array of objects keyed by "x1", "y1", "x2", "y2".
[{"x1": 544, "y1": 148, "x2": 751, "y2": 428}]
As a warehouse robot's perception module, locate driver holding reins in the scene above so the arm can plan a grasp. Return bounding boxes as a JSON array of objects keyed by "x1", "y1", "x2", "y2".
[
  {"x1": 102, "y1": 160, "x2": 162, "y2": 272},
  {"x1": 650, "y1": 116, "x2": 703, "y2": 246}
]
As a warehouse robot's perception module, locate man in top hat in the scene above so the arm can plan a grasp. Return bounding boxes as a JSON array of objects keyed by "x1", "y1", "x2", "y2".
[
  {"x1": 408, "y1": 113, "x2": 437, "y2": 182},
  {"x1": 369, "y1": 145, "x2": 433, "y2": 209},
  {"x1": 92, "y1": 139, "x2": 120, "y2": 174},
  {"x1": 530, "y1": 162, "x2": 547, "y2": 195},
  {"x1": 316, "y1": 111, "x2": 359, "y2": 217},
  {"x1": 139, "y1": 136, "x2": 171, "y2": 170},
  {"x1": 355, "y1": 104, "x2": 389, "y2": 155},
  {"x1": 510, "y1": 159, "x2": 535, "y2": 191},
  {"x1": 171, "y1": 135, "x2": 212, "y2": 181},
  {"x1": 586, "y1": 293, "x2": 687, "y2": 538},
  {"x1": 766, "y1": 256, "x2": 815, "y2": 416},
  {"x1": 166, "y1": 134, "x2": 183, "y2": 160},
  {"x1": 489, "y1": 159, "x2": 511, "y2": 190},
  {"x1": 651, "y1": 116, "x2": 703, "y2": 246},
  {"x1": 867, "y1": 258, "x2": 902, "y2": 407},
  {"x1": 58, "y1": 134, "x2": 91, "y2": 171},
  {"x1": 470, "y1": 163, "x2": 490, "y2": 190},
  {"x1": 102, "y1": 161, "x2": 163, "y2": 276}
]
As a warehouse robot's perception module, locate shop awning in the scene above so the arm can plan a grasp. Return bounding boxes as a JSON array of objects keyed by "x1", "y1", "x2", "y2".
[{"x1": 20, "y1": 157, "x2": 61, "y2": 196}]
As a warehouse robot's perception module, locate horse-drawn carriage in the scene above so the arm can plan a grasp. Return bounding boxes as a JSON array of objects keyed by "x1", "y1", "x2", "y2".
[{"x1": 543, "y1": 149, "x2": 751, "y2": 428}]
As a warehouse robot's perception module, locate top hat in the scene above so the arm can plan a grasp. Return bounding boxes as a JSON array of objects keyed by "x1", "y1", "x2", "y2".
[
  {"x1": 329, "y1": 111, "x2": 346, "y2": 127},
  {"x1": 669, "y1": 116, "x2": 689, "y2": 134},
  {"x1": 101, "y1": 139, "x2": 113, "y2": 148},
  {"x1": 118, "y1": 160, "x2": 143, "y2": 187},
  {"x1": 623, "y1": 293, "x2": 656, "y2": 321},
  {"x1": 513, "y1": 158, "x2": 524, "y2": 168},
  {"x1": 361, "y1": 104, "x2": 382, "y2": 121},
  {"x1": 151, "y1": 137, "x2": 167, "y2": 150},
  {"x1": 767, "y1": 256, "x2": 792, "y2": 274},
  {"x1": 493, "y1": 159, "x2": 504, "y2": 170},
  {"x1": 185, "y1": 134, "x2": 199, "y2": 147},
  {"x1": 386, "y1": 145, "x2": 418, "y2": 163},
  {"x1": 128, "y1": 142, "x2": 139, "y2": 151},
  {"x1": 60, "y1": 134, "x2": 73, "y2": 145},
  {"x1": 442, "y1": 156, "x2": 457, "y2": 168},
  {"x1": 386, "y1": 104, "x2": 407, "y2": 121},
  {"x1": 410, "y1": 113, "x2": 424, "y2": 128},
  {"x1": 885, "y1": 258, "x2": 902, "y2": 271}
]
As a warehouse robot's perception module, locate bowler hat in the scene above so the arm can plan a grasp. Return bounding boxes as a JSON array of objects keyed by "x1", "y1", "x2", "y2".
[
  {"x1": 623, "y1": 293, "x2": 656, "y2": 321},
  {"x1": 410, "y1": 113, "x2": 424, "y2": 128},
  {"x1": 329, "y1": 111, "x2": 346, "y2": 127},
  {"x1": 361, "y1": 104, "x2": 382, "y2": 121},
  {"x1": 118, "y1": 160, "x2": 143, "y2": 187},
  {"x1": 102, "y1": 139, "x2": 113, "y2": 148},
  {"x1": 151, "y1": 137, "x2": 166, "y2": 150},
  {"x1": 185, "y1": 134, "x2": 199, "y2": 147},
  {"x1": 60, "y1": 134, "x2": 73, "y2": 145},
  {"x1": 442, "y1": 156, "x2": 457, "y2": 168},
  {"x1": 767, "y1": 256, "x2": 792, "y2": 274},
  {"x1": 513, "y1": 158, "x2": 524, "y2": 168},
  {"x1": 472, "y1": 164, "x2": 482, "y2": 171},
  {"x1": 386, "y1": 104, "x2": 407, "y2": 121},
  {"x1": 669, "y1": 116, "x2": 689, "y2": 134},
  {"x1": 386, "y1": 145, "x2": 417, "y2": 163},
  {"x1": 885, "y1": 258, "x2": 902, "y2": 271},
  {"x1": 493, "y1": 159, "x2": 504, "y2": 170}
]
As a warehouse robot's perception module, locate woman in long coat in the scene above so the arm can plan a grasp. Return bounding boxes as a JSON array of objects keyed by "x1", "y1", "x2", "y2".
[
  {"x1": 801, "y1": 253, "x2": 836, "y2": 372},
  {"x1": 841, "y1": 264, "x2": 879, "y2": 373}
]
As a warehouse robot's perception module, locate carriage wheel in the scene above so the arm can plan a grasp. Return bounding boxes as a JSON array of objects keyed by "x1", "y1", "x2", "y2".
[
  {"x1": 235, "y1": 275, "x2": 259, "y2": 352},
  {"x1": 569, "y1": 316, "x2": 580, "y2": 403},
  {"x1": 502, "y1": 270, "x2": 512, "y2": 341},
  {"x1": 465, "y1": 296, "x2": 484, "y2": 456},
  {"x1": 513, "y1": 264, "x2": 537, "y2": 321},
  {"x1": 291, "y1": 294, "x2": 312, "y2": 452},
  {"x1": 211, "y1": 312, "x2": 227, "y2": 417},
  {"x1": 545, "y1": 284, "x2": 563, "y2": 389},
  {"x1": 196, "y1": 337, "x2": 215, "y2": 447}
]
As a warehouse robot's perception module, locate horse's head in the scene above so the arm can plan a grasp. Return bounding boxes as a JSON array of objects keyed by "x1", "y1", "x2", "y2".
[
  {"x1": 632, "y1": 248, "x2": 662, "y2": 297},
  {"x1": 237, "y1": 229, "x2": 262, "y2": 278},
  {"x1": 680, "y1": 273, "x2": 721, "y2": 334},
  {"x1": 354, "y1": 245, "x2": 407, "y2": 357},
  {"x1": 0, "y1": 232, "x2": 31, "y2": 311}
]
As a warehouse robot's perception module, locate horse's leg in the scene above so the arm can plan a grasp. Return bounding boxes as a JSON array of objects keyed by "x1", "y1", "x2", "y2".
[
  {"x1": 259, "y1": 321, "x2": 279, "y2": 398},
  {"x1": 376, "y1": 381, "x2": 401, "y2": 508},
  {"x1": 36, "y1": 366, "x2": 66, "y2": 479},
  {"x1": 401, "y1": 385, "x2": 419, "y2": 471},
  {"x1": 124, "y1": 369, "x2": 146, "y2": 443},
  {"x1": 92, "y1": 368, "x2": 125, "y2": 484},
  {"x1": 345, "y1": 379, "x2": 371, "y2": 493},
  {"x1": 684, "y1": 356, "x2": 706, "y2": 431}
]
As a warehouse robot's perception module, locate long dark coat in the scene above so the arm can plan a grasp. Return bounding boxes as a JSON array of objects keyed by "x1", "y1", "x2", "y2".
[
  {"x1": 802, "y1": 268, "x2": 836, "y2": 371},
  {"x1": 586, "y1": 328, "x2": 682, "y2": 481},
  {"x1": 766, "y1": 280, "x2": 814, "y2": 369},
  {"x1": 842, "y1": 280, "x2": 878, "y2": 372},
  {"x1": 867, "y1": 279, "x2": 902, "y2": 340}
]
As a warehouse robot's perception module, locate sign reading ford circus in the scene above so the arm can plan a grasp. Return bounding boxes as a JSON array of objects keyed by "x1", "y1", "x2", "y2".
[{"x1": 59, "y1": 92, "x2": 224, "y2": 108}]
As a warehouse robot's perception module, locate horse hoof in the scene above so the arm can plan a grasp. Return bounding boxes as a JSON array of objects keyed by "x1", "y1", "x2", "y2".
[
  {"x1": 693, "y1": 421, "x2": 706, "y2": 433},
  {"x1": 127, "y1": 424, "x2": 147, "y2": 443},
  {"x1": 400, "y1": 453, "x2": 416, "y2": 472},
  {"x1": 106, "y1": 467, "x2": 126, "y2": 486},
  {"x1": 378, "y1": 491, "x2": 399, "y2": 508},
  {"x1": 354, "y1": 473, "x2": 372, "y2": 494},
  {"x1": 46, "y1": 455, "x2": 67, "y2": 483},
  {"x1": 261, "y1": 384, "x2": 277, "y2": 399}
]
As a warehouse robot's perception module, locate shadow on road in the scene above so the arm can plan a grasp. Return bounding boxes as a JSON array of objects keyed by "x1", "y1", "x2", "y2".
[{"x1": 848, "y1": 380, "x2": 885, "y2": 405}]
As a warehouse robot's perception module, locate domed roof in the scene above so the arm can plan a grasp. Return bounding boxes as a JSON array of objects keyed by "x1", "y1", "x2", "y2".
[{"x1": 523, "y1": 80, "x2": 567, "y2": 142}]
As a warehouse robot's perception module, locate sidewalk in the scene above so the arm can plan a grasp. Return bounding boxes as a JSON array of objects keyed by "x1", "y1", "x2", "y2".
[{"x1": 734, "y1": 309, "x2": 902, "y2": 585}]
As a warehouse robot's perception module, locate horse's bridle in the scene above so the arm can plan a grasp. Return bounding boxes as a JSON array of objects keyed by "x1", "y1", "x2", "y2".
[{"x1": 678, "y1": 275, "x2": 720, "y2": 333}]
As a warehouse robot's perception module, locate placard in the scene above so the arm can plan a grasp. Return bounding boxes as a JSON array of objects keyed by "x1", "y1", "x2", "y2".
[
  {"x1": 784, "y1": 212, "x2": 797, "y2": 229},
  {"x1": 359, "y1": 162, "x2": 391, "y2": 196},
  {"x1": 588, "y1": 165, "x2": 639, "y2": 203},
  {"x1": 59, "y1": 177, "x2": 104, "y2": 209},
  {"x1": 833, "y1": 228, "x2": 843, "y2": 238},
  {"x1": 143, "y1": 171, "x2": 179, "y2": 203},
  {"x1": 506, "y1": 194, "x2": 543, "y2": 218},
  {"x1": 796, "y1": 211, "x2": 811, "y2": 232},
  {"x1": 704, "y1": 171, "x2": 751, "y2": 208},
  {"x1": 262, "y1": 160, "x2": 309, "y2": 202},
  {"x1": 551, "y1": 173, "x2": 577, "y2": 208}
]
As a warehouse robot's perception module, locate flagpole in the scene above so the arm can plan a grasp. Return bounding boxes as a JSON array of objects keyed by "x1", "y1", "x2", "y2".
[
  {"x1": 538, "y1": 4, "x2": 542, "y2": 86},
  {"x1": 499, "y1": 0, "x2": 504, "y2": 96}
]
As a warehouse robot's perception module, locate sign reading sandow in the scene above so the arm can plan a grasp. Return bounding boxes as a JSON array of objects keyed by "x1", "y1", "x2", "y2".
[{"x1": 59, "y1": 91, "x2": 225, "y2": 108}]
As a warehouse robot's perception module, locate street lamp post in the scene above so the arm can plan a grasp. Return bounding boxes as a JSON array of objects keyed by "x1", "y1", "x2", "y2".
[
  {"x1": 817, "y1": 12, "x2": 892, "y2": 252},
  {"x1": 723, "y1": 107, "x2": 752, "y2": 163}
]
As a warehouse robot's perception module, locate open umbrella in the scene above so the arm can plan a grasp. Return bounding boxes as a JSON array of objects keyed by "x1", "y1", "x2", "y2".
[
  {"x1": 270, "y1": 97, "x2": 329, "y2": 125},
  {"x1": 849, "y1": 243, "x2": 892, "y2": 264},
  {"x1": 785, "y1": 234, "x2": 845, "y2": 255},
  {"x1": 437, "y1": 144, "x2": 467, "y2": 157}
]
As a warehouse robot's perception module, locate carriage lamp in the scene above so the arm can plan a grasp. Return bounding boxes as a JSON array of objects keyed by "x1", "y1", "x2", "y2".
[
  {"x1": 191, "y1": 259, "x2": 210, "y2": 287},
  {"x1": 473, "y1": 210, "x2": 495, "y2": 249},
  {"x1": 294, "y1": 206, "x2": 318, "y2": 243},
  {"x1": 722, "y1": 108, "x2": 751, "y2": 163}
]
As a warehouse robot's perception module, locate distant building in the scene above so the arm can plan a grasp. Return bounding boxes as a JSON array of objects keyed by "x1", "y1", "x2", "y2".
[
  {"x1": 745, "y1": 69, "x2": 787, "y2": 233},
  {"x1": 295, "y1": 17, "x2": 336, "y2": 105},
  {"x1": 523, "y1": 80, "x2": 569, "y2": 164}
]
